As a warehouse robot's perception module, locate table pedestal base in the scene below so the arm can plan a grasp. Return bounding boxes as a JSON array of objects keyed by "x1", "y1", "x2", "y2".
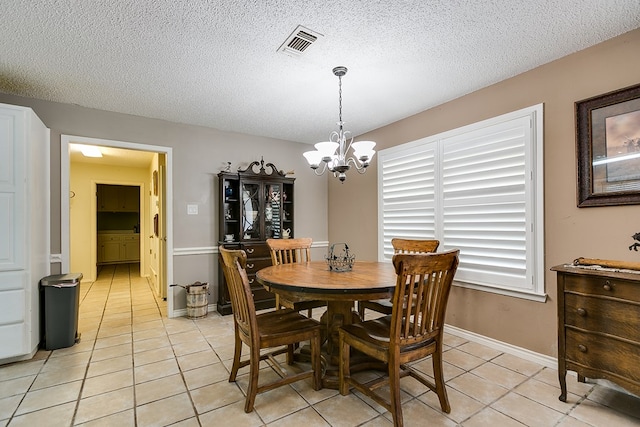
[{"x1": 316, "y1": 301, "x2": 385, "y2": 389}]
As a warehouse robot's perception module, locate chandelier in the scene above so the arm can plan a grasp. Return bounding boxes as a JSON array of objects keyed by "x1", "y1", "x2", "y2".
[{"x1": 303, "y1": 66, "x2": 376, "y2": 182}]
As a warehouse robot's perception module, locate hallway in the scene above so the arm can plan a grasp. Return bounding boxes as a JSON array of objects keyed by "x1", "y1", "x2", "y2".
[{"x1": 0, "y1": 265, "x2": 639, "y2": 426}]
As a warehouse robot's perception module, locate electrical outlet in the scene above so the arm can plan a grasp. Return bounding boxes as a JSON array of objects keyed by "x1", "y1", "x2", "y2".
[{"x1": 187, "y1": 204, "x2": 198, "y2": 215}]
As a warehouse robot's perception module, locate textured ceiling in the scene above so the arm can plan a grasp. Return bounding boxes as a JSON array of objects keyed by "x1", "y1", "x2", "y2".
[{"x1": 1, "y1": 1, "x2": 639, "y2": 144}]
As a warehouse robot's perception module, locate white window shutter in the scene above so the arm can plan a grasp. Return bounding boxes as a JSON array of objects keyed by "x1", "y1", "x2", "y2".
[
  {"x1": 379, "y1": 143, "x2": 437, "y2": 261},
  {"x1": 442, "y1": 116, "x2": 530, "y2": 289},
  {"x1": 378, "y1": 105, "x2": 544, "y2": 300}
]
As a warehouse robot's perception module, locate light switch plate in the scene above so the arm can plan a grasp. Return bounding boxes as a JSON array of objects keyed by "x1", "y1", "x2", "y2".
[{"x1": 187, "y1": 204, "x2": 198, "y2": 215}]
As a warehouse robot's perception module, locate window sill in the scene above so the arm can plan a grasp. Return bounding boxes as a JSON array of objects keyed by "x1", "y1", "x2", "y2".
[{"x1": 453, "y1": 280, "x2": 548, "y2": 302}]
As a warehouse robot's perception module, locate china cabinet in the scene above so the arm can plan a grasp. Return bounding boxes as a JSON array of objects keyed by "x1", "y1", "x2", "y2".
[
  {"x1": 217, "y1": 159, "x2": 295, "y2": 315},
  {"x1": 552, "y1": 264, "x2": 640, "y2": 401}
]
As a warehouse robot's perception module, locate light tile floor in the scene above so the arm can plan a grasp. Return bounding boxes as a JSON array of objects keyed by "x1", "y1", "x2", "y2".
[{"x1": 1, "y1": 264, "x2": 639, "y2": 426}]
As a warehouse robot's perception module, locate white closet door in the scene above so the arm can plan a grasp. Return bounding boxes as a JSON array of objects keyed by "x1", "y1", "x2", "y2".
[
  {"x1": 0, "y1": 107, "x2": 28, "y2": 358},
  {"x1": 0, "y1": 108, "x2": 25, "y2": 271},
  {"x1": 0, "y1": 105, "x2": 49, "y2": 360}
]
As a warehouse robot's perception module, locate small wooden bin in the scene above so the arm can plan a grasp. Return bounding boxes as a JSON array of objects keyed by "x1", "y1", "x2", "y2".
[
  {"x1": 172, "y1": 282, "x2": 210, "y2": 319},
  {"x1": 186, "y1": 282, "x2": 209, "y2": 319}
]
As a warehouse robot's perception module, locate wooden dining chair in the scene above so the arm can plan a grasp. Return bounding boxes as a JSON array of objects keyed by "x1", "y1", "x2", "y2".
[
  {"x1": 339, "y1": 249, "x2": 459, "y2": 427},
  {"x1": 219, "y1": 246, "x2": 322, "y2": 413},
  {"x1": 266, "y1": 237, "x2": 327, "y2": 317},
  {"x1": 358, "y1": 238, "x2": 440, "y2": 319}
]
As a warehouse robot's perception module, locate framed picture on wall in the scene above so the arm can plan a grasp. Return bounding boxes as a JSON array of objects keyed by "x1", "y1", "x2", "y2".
[
  {"x1": 576, "y1": 83, "x2": 640, "y2": 207},
  {"x1": 153, "y1": 213, "x2": 159, "y2": 237}
]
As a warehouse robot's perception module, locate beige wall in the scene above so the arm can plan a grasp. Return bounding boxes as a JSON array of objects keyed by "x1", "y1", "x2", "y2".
[{"x1": 330, "y1": 28, "x2": 640, "y2": 356}]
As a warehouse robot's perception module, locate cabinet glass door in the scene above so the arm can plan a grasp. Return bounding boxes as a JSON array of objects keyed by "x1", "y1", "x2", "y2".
[
  {"x1": 264, "y1": 183, "x2": 282, "y2": 239},
  {"x1": 222, "y1": 178, "x2": 240, "y2": 242},
  {"x1": 241, "y1": 182, "x2": 261, "y2": 239}
]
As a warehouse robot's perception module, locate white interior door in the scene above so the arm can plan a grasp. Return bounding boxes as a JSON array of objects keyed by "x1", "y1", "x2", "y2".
[
  {"x1": 0, "y1": 105, "x2": 49, "y2": 360},
  {"x1": 158, "y1": 161, "x2": 167, "y2": 299}
]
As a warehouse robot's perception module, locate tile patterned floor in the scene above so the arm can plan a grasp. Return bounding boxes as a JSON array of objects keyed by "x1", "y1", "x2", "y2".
[{"x1": 1, "y1": 264, "x2": 639, "y2": 426}]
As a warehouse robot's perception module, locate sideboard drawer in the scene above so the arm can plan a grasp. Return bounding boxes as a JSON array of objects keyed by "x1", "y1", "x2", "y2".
[
  {"x1": 563, "y1": 274, "x2": 640, "y2": 302},
  {"x1": 250, "y1": 286, "x2": 274, "y2": 302},
  {"x1": 241, "y1": 243, "x2": 270, "y2": 258},
  {"x1": 565, "y1": 328, "x2": 640, "y2": 385},
  {"x1": 245, "y1": 258, "x2": 272, "y2": 275},
  {"x1": 565, "y1": 293, "x2": 640, "y2": 341}
]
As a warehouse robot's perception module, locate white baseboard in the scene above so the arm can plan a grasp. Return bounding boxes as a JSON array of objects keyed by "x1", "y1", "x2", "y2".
[{"x1": 444, "y1": 324, "x2": 557, "y2": 369}]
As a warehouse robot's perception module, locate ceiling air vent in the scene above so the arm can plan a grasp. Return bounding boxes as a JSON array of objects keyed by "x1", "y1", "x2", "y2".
[{"x1": 278, "y1": 25, "x2": 323, "y2": 57}]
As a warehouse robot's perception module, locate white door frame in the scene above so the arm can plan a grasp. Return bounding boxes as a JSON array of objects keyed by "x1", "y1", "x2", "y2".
[{"x1": 61, "y1": 135, "x2": 176, "y2": 317}]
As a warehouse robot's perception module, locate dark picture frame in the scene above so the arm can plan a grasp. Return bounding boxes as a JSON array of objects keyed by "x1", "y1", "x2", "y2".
[
  {"x1": 153, "y1": 213, "x2": 159, "y2": 237},
  {"x1": 576, "y1": 83, "x2": 640, "y2": 207}
]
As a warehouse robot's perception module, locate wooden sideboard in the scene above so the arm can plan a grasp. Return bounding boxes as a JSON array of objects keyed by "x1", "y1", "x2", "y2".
[{"x1": 552, "y1": 264, "x2": 640, "y2": 401}]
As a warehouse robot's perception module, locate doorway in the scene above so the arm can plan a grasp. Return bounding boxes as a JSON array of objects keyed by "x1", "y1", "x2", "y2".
[
  {"x1": 96, "y1": 184, "x2": 141, "y2": 267},
  {"x1": 61, "y1": 135, "x2": 176, "y2": 317}
]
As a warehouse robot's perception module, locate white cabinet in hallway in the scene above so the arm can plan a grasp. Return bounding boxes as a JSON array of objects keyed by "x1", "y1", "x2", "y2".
[
  {"x1": 98, "y1": 235, "x2": 122, "y2": 263},
  {"x1": 97, "y1": 233, "x2": 140, "y2": 264},
  {"x1": 0, "y1": 103, "x2": 50, "y2": 362}
]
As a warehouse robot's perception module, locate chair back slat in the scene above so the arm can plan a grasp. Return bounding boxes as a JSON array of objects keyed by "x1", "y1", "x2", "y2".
[
  {"x1": 391, "y1": 250, "x2": 459, "y2": 346},
  {"x1": 219, "y1": 246, "x2": 259, "y2": 340},
  {"x1": 267, "y1": 237, "x2": 312, "y2": 265}
]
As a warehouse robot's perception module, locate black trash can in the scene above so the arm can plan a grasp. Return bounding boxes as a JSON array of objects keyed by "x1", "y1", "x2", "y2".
[{"x1": 40, "y1": 273, "x2": 83, "y2": 350}]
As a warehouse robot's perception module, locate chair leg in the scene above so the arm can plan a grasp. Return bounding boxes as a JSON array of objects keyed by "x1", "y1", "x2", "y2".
[
  {"x1": 389, "y1": 359, "x2": 403, "y2": 427},
  {"x1": 311, "y1": 331, "x2": 321, "y2": 390},
  {"x1": 286, "y1": 344, "x2": 294, "y2": 365},
  {"x1": 229, "y1": 330, "x2": 243, "y2": 382},
  {"x1": 357, "y1": 302, "x2": 365, "y2": 320},
  {"x1": 339, "y1": 332, "x2": 350, "y2": 395},
  {"x1": 432, "y1": 348, "x2": 451, "y2": 413},
  {"x1": 244, "y1": 346, "x2": 261, "y2": 413}
]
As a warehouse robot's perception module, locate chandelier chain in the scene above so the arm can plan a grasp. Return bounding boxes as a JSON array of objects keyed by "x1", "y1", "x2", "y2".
[{"x1": 338, "y1": 74, "x2": 343, "y2": 126}]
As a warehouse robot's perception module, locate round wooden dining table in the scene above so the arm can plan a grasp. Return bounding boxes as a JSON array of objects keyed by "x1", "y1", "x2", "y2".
[{"x1": 256, "y1": 260, "x2": 397, "y2": 388}]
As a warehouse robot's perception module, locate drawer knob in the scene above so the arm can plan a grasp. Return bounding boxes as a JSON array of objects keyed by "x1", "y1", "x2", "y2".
[
  {"x1": 249, "y1": 278, "x2": 254, "y2": 284},
  {"x1": 603, "y1": 281, "x2": 612, "y2": 291},
  {"x1": 578, "y1": 344, "x2": 587, "y2": 353},
  {"x1": 246, "y1": 248, "x2": 255, "y2": 254},
  {"x1": 247, "y1": 263, "x2": 254, "y2": 269},
  {"x1": 576, "y1": 308, "x2": 587, "y2": 316}
]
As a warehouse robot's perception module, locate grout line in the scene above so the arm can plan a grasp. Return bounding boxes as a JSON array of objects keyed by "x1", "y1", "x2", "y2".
[
  {"x1": 71, "y1": 265, "x2": 113, "y2": 426},
  {"x1": 127, "y1": 263, "x2": 139, "y2": 427}
]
